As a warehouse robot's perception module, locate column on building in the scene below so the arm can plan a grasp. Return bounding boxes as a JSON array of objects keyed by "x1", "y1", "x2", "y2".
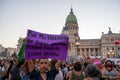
[
  {"x1": 93, "y1": 48, "x2": 95, "y2": 56},
  {"x1": 98, "y1": 48, "x2": 100, "y2": 56}
]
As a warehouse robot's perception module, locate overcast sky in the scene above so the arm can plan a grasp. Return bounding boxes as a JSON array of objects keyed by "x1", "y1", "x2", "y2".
[{"x1": 0, "y1": 0, "x2": 120, "y2": 48}]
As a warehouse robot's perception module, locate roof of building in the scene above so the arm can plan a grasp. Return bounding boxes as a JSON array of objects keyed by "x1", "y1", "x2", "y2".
[{"x1": 66, "y1": 8, "x2": 78, "y2": 24}]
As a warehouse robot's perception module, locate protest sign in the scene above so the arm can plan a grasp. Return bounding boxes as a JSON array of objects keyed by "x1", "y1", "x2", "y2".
[{"x1": 25, "y1": 29, "x2": 68, "y2": 60}]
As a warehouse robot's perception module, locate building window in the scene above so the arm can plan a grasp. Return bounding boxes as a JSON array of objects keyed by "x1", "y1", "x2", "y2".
[
  {"x1": 118, "y1": 47, "x2": 120, "y2": 50},
  {"x1": 112, "y1": 47, "x2": 114, "y2": 50},
  {"x1": 75, "y1": 27, "x2": 77, "y2": 30},
  {"x1": 90, "y1": 43, "x2": 92, "y2": 45},
  {"x1": 90, "y1": 48, "x2": 93, "y2": 52},
  {"x1": 107, "y1": 47, "x2": 109, "y2": 50},
  {"x1": 111, "y1": 39, "x2": 114, "y2": 42},
  {"x1": 82, "y1": 48, "x2": 84, "y2": 52},
  {"x1": 95, "y1": 48, "x2": 98, "y2": 52},
  {"x1": 73, "y1": 27, "x2": 74, "y2": 30},
  {"x1": 86, "y1": 48, "x2": 89, "y2": 52}
]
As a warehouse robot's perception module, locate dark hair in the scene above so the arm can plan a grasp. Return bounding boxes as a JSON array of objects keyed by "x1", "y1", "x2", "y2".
[
  {"x1": 50, "y1": 59, "x2": 57, "y2": 69},
  {"x1": 86, "y1": 64, "x2": 100, "y2": 77},
  {"x1": 84, "y1": 61, "x2": 89, "y2": 67},
  {"x1": 105, "y1": 60, "x2": 113, "y2": 65},
  {"x1": 105, "y1": 60, "x2": 113, "y2": 70},
  {"x1": 73, "y1": 61, "x2": 82, "y2": 71}
]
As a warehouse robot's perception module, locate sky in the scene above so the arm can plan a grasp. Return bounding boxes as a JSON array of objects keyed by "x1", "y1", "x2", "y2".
[{"x1": 0, "y1": 0, "x2": 120, "y2": 48}]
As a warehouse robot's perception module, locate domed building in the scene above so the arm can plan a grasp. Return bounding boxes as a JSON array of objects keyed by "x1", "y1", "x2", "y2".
[
  {"x1": 62, "y1": 8, "x2": 120, "y2": 61},
  {"x1": 17, "y1": 8, "x2": 120, "y2": 62}
]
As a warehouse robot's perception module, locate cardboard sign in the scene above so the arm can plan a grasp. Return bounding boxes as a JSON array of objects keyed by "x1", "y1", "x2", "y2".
[{"x1": 25, "y1": 29, "x2": 68, "y2": 60}]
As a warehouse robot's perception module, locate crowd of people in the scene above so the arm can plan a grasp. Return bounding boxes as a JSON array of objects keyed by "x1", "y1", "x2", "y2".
[{"x1": 0, "y1": 57, "x2": 120, "y2": 80}]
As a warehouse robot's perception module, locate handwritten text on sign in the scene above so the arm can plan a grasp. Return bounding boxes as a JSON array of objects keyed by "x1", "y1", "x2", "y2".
[{"x1": 25, "y1": 29, "x2": 68, "y2": 60}]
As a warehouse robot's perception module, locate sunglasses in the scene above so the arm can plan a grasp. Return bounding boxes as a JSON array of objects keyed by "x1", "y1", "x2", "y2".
[{"x1": 106, "y1": 64, "x2": 112, "y2": 68}]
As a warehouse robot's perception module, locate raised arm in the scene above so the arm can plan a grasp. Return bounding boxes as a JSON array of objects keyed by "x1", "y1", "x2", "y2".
[
  {"x1": 111, "y1": 68, "x2": 120, "y2": 79},
  {"x1": 102, "y1": 69, "x2": 109, "y2": 79},
  {"x1": 27, "y1": 60, "x2": 34, "y2": 72}
]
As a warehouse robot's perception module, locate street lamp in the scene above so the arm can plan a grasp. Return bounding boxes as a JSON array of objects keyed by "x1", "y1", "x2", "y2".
[
  {"x1": 75, "y1": 42, "x2": 80, "y2": 56},
  {"x1": 107, "y1": 50, "x2": 114, "y2": 58},
  {"x1": 114, "y1": 40, "x2": 120, "y2": 57}
]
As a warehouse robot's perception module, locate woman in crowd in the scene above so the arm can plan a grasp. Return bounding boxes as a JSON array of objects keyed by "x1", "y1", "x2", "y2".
[
  {"x1": 49, "y1": 59, "x2": 63, "y2": 80},
  {"x1": 0, "y1": 59, "x2": 8, "y2": 80},
  {"x1": 102, "y1": 60, "x2": 120, "y2": 80},
  {"x1": 9, "y1": 57, "x2": 22, "y2": 80},
  {"x1": 83, "y1": 64, "x2": 101, "y2": 80},
  {"x1": 20, "y1": 60, "x2": 30, "y2": 80},
  {"x1": 5, "y1": 59, "x2": 14, "y2": 80},
  {"x1": 82, "y1": 61, "x2": 89, "y2": 76},
  {"x1": 62, "y1": 63, "x2": 68, "y2": 78},
  {"x1": 27, "y1": 58, "x2": 62, "y2": 80},
  {"x1": 66, "y1": 61, "x2": 85, "y2": 80},
  {"x1": 115, "y1": 65, "x2": 120, "y2": 73}
]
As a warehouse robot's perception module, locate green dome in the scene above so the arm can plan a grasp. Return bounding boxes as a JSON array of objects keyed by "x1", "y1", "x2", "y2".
[{"x1": 66, "y1": 8, "x2": 78, "y2": 24}]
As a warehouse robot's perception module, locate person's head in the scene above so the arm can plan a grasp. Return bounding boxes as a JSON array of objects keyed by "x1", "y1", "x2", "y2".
[
  {"x1": 49, "y1": 59, "x2": 57, "y2": 69},
  {"x1": 21, "y1": 61, "x2": 29, "y2": 74},
  {"x1": 105, "y1": 60, "x2": 113, "y2": 71},
  {"x1": 115, "y1": 65, "x2": 120, "y2": 70},
  {"x1": 38, "y1": 58, "x2": 49, "y2": 73},
  {"x1": 73, "y1": 61, "x2": 82, "y2": 71},
  {"x1": 86, "y1": 64, "x2": 100, "y2": 77},
  {"x1": 13, "y1": 57, "x2": 19, "y2": 66},
  {"x1": 84, "y1": 61, "x2": 89, "y2": 67}
]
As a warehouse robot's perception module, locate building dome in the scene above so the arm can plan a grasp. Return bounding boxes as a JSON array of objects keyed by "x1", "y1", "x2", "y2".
[{"x1": 66, "y1": 8, "x2": 78, "y2": 24}]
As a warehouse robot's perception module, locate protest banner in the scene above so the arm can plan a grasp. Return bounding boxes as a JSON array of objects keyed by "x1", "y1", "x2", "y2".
[{"x1": 25, "y1": 29, "x2": 68, "y2": 61}]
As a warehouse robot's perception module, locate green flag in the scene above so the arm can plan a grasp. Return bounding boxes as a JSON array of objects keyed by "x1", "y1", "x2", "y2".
[{"x1": 18, "y1": 40, "x2": 25, "y2": 62}]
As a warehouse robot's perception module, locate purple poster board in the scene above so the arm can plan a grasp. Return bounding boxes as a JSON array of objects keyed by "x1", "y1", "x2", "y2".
[{"x1": 25, "y1": 29, "x2": 68, "y2": 61}]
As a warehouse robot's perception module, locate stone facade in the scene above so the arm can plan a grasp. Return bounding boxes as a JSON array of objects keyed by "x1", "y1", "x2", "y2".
[
  {"x1": 0, "y1": 44, "x2": 16, "y2": 57},
  {"x1": 62, "y1": 8, "x2": 120, "y2": 59},
  {"x1": 7, "y1": 47, "x2": 17, "y2": 56},
  {"x1": 0, "y1": 44, "x2": 5, "y2": 55}
]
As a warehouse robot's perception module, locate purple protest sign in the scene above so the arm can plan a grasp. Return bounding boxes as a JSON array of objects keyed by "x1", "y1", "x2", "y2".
[{"x1": 25, "y1": 29, "x2": 68, "y2": 61}]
